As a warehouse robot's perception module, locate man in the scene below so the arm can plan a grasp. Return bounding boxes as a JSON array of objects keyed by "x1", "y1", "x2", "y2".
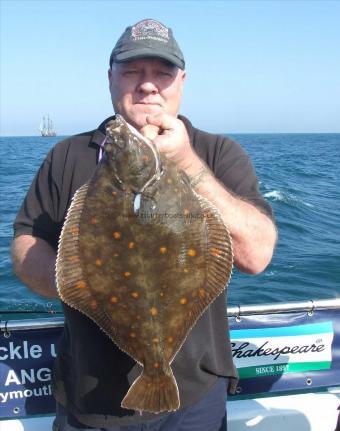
[{"x1": 12, "y1": 19, "x2": 277, "y2": 431}]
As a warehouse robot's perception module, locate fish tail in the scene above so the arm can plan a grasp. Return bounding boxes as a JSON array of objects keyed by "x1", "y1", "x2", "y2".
[{"x1": 121, "y1": 367, "x2": 179, "y2": 414}]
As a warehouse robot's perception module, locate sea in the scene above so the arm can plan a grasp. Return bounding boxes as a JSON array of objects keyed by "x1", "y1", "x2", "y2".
[{"x1": 0, "y1": 133, "x2": 339, "y2": 313}]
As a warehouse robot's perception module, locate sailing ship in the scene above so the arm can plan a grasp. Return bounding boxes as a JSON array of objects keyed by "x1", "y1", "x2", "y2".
[{"x1": 39, "y1": 115, "x2": 57, "y2": 137}]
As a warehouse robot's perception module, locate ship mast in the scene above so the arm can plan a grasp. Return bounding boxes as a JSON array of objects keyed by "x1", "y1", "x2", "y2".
[{"x1": 39, "y1": 114, "x2": 56, "y2": 137}]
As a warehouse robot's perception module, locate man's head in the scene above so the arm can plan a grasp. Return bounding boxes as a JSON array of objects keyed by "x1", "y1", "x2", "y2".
[{"x1": 108, "y1": 19, "x2": 186, "y2": 131}]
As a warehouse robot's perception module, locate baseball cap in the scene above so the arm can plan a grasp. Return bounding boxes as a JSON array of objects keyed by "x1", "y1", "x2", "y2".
[{"x1": 109, "y1": 19, "x2": 185, "y2": 70}]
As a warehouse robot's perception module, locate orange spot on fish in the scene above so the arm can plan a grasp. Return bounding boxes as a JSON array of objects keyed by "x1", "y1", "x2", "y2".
[
  {"x1": 167, "y1": 178, "x2": 173, "y2": 184},
  {"x1": 112, "y1": 191, "x2": 117, "y2": 197},
  {"x1": 210, "y1": 247, "x2": 221, "y2": 257},
  {"x1": 183, "y1": 268, "x2": 189, "y2": 273},
  {"x1": 131, "y1": 292, "x2": 139, "y2": 299},
  {"x1": 128, "y1": 242, "x2": 135, "y2": 249},
  {"x1": 114, "y1": 253, "x2": 119, "y2": 257},
  {"x1": 153, "y1": 362, "x2": 160, "y2": 368},
  {"x1": 180, "y1": 297, "x2": 188, "y2": 305},
  {"x1": 95, "y1": 259, "x2": 103, "y2": 266},
  {"x1": 70, "y1": 227, "x2": 80, "y2": 234},
  {"x1": 142, "y1": 155, "x2": 150, "y2": 162},
  {"x1": 111, "y1": 296, "x2": 119, "y2": 303},
  {"x1": 168, "y1": 336, "x2": 174, "y2": 343},
  {"x1": 129, "y1": 332, "x2": 136, "y2": 338},
  {"x1": 199, "y1": 289, "x2": 206, "y2": 298},
  {"x1": 90, "y1": 300, "x2": 97, "y2": 310},
  {"x1": 150, "y1": 307, "x2": 158, "y2": 316},
  {"x1": 113, "y1": 231, "x2": 121, "y2": 240},
  {"x1": 75, "y1": 281, "x2": 86, "y2": 289},
  {"x1": 124, "y1": 271, "x2": 131, "y2": 278},
  {"x1": 187, "y1": 249, "x2": 197, "y2": 257},
  {"x1": 90, "y1": 217, "x2": 98, "y2": 224},
  {"x1": 68, "y1": 255, "x2": 79, "y2": 262},
  {"x1": 159, "y1": 247, "x2": 167, "y2": 254},
  {"x1": 183, "y1": 209, "x2": 190, "y2": 216},
  {"x1": 159, "y1": 292, "x2": 164, "y2": 297},
  {"x1": 152, "y1": 338, "x2": 159, "y2": 343}
]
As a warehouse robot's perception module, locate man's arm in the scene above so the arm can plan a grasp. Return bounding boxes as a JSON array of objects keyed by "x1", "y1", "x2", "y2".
[
  {"x1": 185, "y1": 165, "x2": 277, "y2": 274},
  {"x1": 143, "y1": 114, "x2": 277, "y2": 275},
  {"x1": 11, "y1": 235, "x2": 58, "y2": 298}
]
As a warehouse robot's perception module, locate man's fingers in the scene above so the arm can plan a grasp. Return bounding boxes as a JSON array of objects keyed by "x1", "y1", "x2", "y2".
[
  {"x1": 146, "y1": 114, "x2": 176, "y2": 131},
  {"x1": 140, "y1": 124, "x2": 159, "y2": 140}
]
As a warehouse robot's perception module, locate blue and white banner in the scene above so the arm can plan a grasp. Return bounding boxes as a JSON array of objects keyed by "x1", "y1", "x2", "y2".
[
  {"x1": 231, "y1": 321, "x2": 333, "y2": 377},
  {"x1": 1, "y1": 308, "x2": 340, "y2": 418},
  {"x1": 229, "y1": 309, "x2": 340, "y2": 396},
  {"x1": 0, "y1": 326, "x2": 61, "y2": 418}
]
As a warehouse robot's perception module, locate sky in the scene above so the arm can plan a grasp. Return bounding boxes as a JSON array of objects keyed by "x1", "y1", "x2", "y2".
[{"x1": 1, "y1": 0, "x2": 340, "y2": 136}]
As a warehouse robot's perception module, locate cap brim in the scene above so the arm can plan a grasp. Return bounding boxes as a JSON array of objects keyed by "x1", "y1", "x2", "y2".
[{"x1": 113, "y1": 48, "x2": 185, "y2": 70}]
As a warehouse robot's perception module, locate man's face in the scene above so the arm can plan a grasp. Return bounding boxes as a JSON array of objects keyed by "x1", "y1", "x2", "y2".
[{"x1": 108, "y1": 57, "x2": 186, "y2": 130}]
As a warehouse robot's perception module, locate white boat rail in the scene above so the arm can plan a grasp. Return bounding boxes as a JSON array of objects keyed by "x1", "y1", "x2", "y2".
[
  {"x1": 0, "y1": 316, "x2": 64, "y2": 331},
  {"x1": 227, "y1": 298, "x2": 340, "y2": 317}
]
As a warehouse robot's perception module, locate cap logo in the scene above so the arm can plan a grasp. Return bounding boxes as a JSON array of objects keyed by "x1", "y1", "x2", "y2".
[{"x1": 131, "y1": 19, "x2": 169, "y2": 43}]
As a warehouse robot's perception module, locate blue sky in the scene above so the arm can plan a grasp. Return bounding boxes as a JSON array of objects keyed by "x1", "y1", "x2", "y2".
[{"x1": 1, "y1": 0, "x2": 340, "y2": 135}]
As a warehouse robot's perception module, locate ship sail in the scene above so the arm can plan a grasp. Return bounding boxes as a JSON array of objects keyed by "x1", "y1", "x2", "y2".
[{"x1": 39, "y1": 115, "x2": 57, "y2": 137}]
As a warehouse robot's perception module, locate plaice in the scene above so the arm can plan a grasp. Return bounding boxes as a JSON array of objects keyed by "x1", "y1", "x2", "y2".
[{"x1": 56, "y1": 115, "x2": 233, "y2": 414}]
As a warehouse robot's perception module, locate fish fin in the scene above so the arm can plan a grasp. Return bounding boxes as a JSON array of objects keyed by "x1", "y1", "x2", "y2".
[
  {"x1": 56, "y1": 183, "x2": 91, "y2": 307},
  {"x1": 197, "y1": 193, "x2": 233, "y2": 302},
  {"x1": 56, "y1": 183, "x2": 101, "y2": 314},
  {"x1": 121, "y1": 367, "x2": 179, "y2": 414},
  {"x1": 168, "y1": 194, "x2": 233, "y2": 363},
  {"x1": 199, "y1": 195, "x2": 234, "y2": 302},
  {"x1": 56, "y1": 183, "x2": 88, "y2": 298}
]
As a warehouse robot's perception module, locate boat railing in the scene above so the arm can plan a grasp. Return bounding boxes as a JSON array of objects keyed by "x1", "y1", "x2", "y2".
[
  {"x1": 1, "y1": 298, "x2": 340, "y2": 331},
  {"x1": 227, "y1": 298, "x2": 340, "y2": 317}
]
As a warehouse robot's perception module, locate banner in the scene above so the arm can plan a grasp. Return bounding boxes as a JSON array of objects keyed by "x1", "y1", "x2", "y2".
[
  {"x1": 1, "y1": 308, "x2": 340, "y2": 418},
  {"x1": 229, "y1": 309, "x2": 340, "y2": 395},
  {"x1": 0, "y1": 326, "x2": 61, "y2": 418}
]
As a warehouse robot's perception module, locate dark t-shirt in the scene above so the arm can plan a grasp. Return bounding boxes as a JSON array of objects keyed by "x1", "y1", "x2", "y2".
[{"x1": 14, "y1": 115, "x2": 273, "y2": 427}]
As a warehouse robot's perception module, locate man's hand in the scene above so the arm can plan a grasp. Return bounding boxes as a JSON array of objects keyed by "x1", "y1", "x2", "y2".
[{"x1": 144, "y1": 113, "x2": 203, "y2": 173}]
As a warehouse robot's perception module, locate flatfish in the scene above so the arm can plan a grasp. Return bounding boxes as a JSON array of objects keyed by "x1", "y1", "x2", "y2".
[{"x1": 56, "y1": 115, "x2": 233, "y2": 414}]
